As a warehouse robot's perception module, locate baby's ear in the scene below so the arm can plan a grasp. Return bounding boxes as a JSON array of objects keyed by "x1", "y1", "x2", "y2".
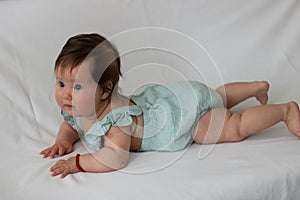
[{"x1": 100, "y1": 81, "x2": 113, "y2": 100}]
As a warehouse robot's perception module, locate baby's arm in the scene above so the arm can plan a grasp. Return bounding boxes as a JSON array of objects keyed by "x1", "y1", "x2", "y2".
[
  {"x1": 50, "y1": 126, "x2": 131, "y2": 178},
  {"x1": 79, "y1": 126, "x2": 131, "y2": 172},
  {"x1": 40, "y1": 121, "x2": 79, "y2": 158}
]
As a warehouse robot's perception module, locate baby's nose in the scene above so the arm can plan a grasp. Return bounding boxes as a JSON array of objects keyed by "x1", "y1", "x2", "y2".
[{"x1": 63, "y1": 87, "x2": 72, "y2": 99}]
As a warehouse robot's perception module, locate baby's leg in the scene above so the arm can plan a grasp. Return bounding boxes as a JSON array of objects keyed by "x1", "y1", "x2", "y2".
[
  {"x1": 216, "y1": 81, "x2": 269, "y2": 109},
  {"x1": 193, "y1": 101, "x2": 300, "y2": 144}
]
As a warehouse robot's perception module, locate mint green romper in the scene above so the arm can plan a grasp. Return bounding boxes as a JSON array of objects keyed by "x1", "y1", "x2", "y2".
[{"x1": 61, "y1": 81, "x2": 224, "y2": 152}]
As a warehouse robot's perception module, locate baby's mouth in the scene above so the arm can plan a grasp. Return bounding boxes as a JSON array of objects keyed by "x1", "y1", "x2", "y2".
[{"x1": 63, "y1": 104, "x2": 75, "y2": 111}]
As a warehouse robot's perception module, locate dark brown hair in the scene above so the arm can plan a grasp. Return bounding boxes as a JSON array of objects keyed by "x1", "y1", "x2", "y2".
[{"x1": 54, "y1": 33, "x2": 121, "y2": 93}]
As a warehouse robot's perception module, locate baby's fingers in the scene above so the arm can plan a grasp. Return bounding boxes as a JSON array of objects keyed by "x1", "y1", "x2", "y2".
[
  {"x1": 49, "y1": 146, "x2": 60, "y2": 159},
  {"x1": 40, "y1": 148, "x2": 53, "y2": 158},
  {"x1": 58, "y1": 146, "x2": 68, "y2": 156},
  {"x1": 60, "y1": 171, "x2": 70, "y2": 179},
  {"x1": 50, "y1": 162, "x2": 63, "y2": 177},
  {"x1": 50, "y1": 160, "x2": 70, "y2": 178}
]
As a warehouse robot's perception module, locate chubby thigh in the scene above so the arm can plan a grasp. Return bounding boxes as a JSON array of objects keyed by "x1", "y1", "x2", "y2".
[{"x1": 193, "y1": 108, "x2": 244, "y2": 144}]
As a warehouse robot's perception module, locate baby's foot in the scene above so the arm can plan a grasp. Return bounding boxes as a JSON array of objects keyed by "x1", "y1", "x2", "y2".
[
  {"x1": 255, "y1": 81, "x2": 269, "y2": 105},
  {"x1": 284, "y1": 101, "x2": 300, "y2": 137}
]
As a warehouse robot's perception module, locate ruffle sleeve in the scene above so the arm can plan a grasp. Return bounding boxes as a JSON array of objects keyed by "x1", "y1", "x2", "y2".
[{"x1": 85, "y1": 105, "x2": 143, "y2": 151}]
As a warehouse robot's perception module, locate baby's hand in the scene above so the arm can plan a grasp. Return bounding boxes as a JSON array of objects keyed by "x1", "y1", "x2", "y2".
[
  {"x1": 40, "y1": 141, "x2": 73, "y2": 158},
  {"x1": 50, "y1": 156, "x2": 79, "y2": 178}
]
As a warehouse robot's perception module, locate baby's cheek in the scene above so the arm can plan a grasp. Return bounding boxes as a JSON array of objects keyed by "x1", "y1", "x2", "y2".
[
  {"x1": 81, "y1": 99, "x2": 97, "y2": 113},
  {"x1": 76, "y1": 92, "x2": 93, "y2": 104},
  {"x1": 55, "y1": 92, "x2": 63, "y2": 107}
]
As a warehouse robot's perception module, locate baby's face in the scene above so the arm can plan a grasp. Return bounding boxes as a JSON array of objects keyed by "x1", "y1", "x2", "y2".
[{"x1": 55, "y1": 64, "x2": 103, "y2": 117}]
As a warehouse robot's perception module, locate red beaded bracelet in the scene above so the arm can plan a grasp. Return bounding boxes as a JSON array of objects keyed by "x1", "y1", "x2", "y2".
[{"x1": 75, "y1": 154, "x2": 86, "y2": 172}]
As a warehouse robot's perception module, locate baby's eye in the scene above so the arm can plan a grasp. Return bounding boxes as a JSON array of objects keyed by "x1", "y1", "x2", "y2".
[
  {"x1": 58, "y1": 81, "x2": 65, "y2": 88},
  {"x1": 74, "y1": 84, "x2": 82, "y2": 90}
]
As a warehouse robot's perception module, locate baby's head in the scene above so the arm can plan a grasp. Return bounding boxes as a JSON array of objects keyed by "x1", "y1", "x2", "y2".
[
  {"x1": 54, "y1": 33, "x2": 121, "y2": 116},
  {"x1": 55, "y1": 33, "x2": 121, "y2": 95}
]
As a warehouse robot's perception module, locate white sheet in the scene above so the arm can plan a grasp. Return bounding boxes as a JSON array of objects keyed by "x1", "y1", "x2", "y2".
[{"x1": 1, "y1": 0, "x2": 300, "y2": 199}]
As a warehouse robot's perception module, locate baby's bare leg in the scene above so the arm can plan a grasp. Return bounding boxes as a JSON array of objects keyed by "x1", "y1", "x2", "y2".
[
  {"x1": 216, "y1": 81, "x2": 269, "y2": 109},
  {"x1": 193, "y1": 101, "x2": 300, "y2": 144}
]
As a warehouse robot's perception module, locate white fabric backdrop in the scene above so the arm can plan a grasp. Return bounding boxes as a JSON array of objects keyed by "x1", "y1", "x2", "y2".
[{"x1": 1, "y1": 0, "x2": 300, "y2": 199}]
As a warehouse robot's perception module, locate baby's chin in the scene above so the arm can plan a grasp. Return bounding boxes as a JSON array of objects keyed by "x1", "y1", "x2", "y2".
[
  {"x1": 63, "y1": 106, "x2": 79, "y2": 117},
  {"x1": 62, "y1": 106, "x2": 97, "y2": 118},
  {"x1": 62, "y1": 108, "x2": 76, "y2": 117},
  {"x1": 68, "y1": 111, "x2": 81, "y2": 117}
]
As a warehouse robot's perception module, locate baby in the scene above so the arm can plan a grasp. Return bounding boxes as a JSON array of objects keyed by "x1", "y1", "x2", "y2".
[{"x1": 40, "y1": 33, "x2": 300, "y2": 178}]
